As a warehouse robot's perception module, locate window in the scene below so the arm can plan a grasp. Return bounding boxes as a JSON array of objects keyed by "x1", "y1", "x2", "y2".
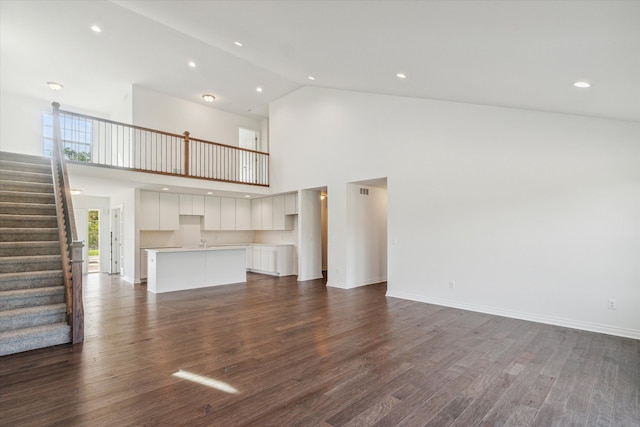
[{"x1": 43, "y1": 112, "x2": 93, "y2": 161}]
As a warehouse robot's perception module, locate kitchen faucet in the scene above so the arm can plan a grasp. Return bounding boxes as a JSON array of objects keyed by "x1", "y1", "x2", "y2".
[{"x1": 200, "y1": 239, "x2": 208, "y2": 249}]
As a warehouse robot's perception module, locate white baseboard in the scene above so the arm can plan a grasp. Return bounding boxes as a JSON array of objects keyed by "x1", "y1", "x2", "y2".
[{"x1": 386, "y1": 290, "x2": 640, "y2": 340}]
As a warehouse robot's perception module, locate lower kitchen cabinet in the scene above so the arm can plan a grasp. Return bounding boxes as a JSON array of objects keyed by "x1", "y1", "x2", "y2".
[{"x1": 247, "y1": 244, "x2": 295, "y2": 277}]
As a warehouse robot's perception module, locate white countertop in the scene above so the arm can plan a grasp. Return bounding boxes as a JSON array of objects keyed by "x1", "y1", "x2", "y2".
[{"x1": 146, "y1": 245, "x2": 247, "y2": 253}]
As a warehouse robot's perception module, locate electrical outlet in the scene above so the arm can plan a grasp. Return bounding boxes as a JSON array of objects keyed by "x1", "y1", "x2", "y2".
[
  {"x1": 608, "y1": 299, "x2": 616, "y2": 310},
  {"x1": 449, "y1": 281, "x2": 455, "y2": 289}
]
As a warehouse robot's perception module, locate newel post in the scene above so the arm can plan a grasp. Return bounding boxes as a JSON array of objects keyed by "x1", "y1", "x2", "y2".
[
  {"x1": 183, "y1": 131, "x2": 190, "y2": 177},
  {"x1": 71, "y1": 240, "x2": 84, "y2": 344}
]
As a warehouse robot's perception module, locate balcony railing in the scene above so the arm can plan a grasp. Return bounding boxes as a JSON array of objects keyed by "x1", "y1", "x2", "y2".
[{"x1": 51, "y1": 103, "x2": 269, "y2": 187}]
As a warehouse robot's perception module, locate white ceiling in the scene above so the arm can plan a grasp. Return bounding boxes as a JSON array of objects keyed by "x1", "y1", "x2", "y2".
[{"x1": 1, "y1": 0, "x2": 639, "y2": 123}]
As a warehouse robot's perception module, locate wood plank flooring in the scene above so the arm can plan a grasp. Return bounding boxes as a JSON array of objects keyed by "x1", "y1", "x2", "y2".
[{"x1": 0, "y1": 273, "x2": 638, "y2": 426}]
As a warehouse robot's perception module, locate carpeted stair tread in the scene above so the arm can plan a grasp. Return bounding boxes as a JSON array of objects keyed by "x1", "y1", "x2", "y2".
[
  {"x1": 0, "y1": 169, "x2": 53, "y2": 184},
  {"x1": 0, "y1": 152, "x2": 51, "y2": 165},
  {"x1": 0, "y1": 241, "x2": 60, "y2": 257},
  {"x1": 1, "y1": 286, "x2": 65, "y2": 298},
  {"x1": 0, "y1": 190, "x2": 55, "y2": 204},
  {"x1": 0, "y1": 255, "x2": 62, "y2": 273},
  {"x1": 0, "y1": 286, "x2": 66, "y2": 310},
  {"x1": 0, "y1": 179, "x2": 54, "y2": 194},
  {"x1": 0, "y1": 214, "x2": 58, "y2": 229},
  {"x1": 0, "y1": 202, "x2": 57, "y2": 215},
  {"x1": 0, "y1": 322, "x2": 71, "y2": 356},
  {"x1": 0, "y1": 270, "x2": 64, "y2": 291},
  {"x1": 0, "y1": 304, "x2": 67, "y2": 332},
  {"x1": 0, "y1": 228, "x2": 59, "y2": 242}
]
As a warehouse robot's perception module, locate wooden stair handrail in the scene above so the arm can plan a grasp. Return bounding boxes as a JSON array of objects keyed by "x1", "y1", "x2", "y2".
[{"x1": 52, "y1": 102, "x2": 84, "y2": 343}]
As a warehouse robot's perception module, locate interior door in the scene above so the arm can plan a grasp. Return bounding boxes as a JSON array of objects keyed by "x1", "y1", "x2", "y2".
[{"x1": 111, "y1": 207, "x2": 120, "y2": 274}]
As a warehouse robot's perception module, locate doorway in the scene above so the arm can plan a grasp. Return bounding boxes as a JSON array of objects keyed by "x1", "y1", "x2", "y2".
[
  {"x1": 87, "y1": 209, "x2": 100, "y2": 273},
  {"x1": 346, "y1": 178, "x2": 388, "y2": 287}
]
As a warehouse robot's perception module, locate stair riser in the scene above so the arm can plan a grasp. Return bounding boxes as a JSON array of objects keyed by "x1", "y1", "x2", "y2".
[
  {"x1": 0, "y1": 276, "x2": 64, "y2": 291},
  {"x1": 0, "y1": 262, "x2": 62, "y2": 274},
  {"x1": 0, "y1": 152, "x2": 51, "y2": 165},
  {"x1": 0, "y1": 326, "x2": 71, "y2": 357},
  {"x1": 0, "y1": 293, "x2": 65, "y2": 310},
  {"x1": 0, "y1": 246, "x2": 61, "y2": 257},
  {"x1": 0, "y1": 193, "x2": 55, "y2": 204},
  {"x1": 0, "y1": 232, "x2": 59, "y2": 242},
  {"x1": 0, "y1": 311, "x2": 66, "y2": 332},
  {"x1": 0, "y1": 218, "x2": 58, "y2": 228},
  {"x1": 0, "y1": 161, "x2": 52, "y2": 174},
  {"x1": 0, "y1": 205, "x2": 57, "y2": 215},
  {"x1": 0, "y1": 181, "x2": 54, "y2": 194},
  {"x1": 0, "y1": 171, "x2": 52, "y2": 184}
]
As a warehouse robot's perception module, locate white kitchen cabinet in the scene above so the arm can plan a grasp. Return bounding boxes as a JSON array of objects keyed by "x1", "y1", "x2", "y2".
[
  {"x1": 220, "y1": 197, "x2": 236, "y2": 230},
  {"x1": 139, "y1": 191, "x2": 179, "y2": 230},
  {"x1": 192, "y1": 196, "x2": 205, "y2": 215},
  {"x1": 140, "y1": 249, "x2": 148, "y2": 281},
  {"x1": 203, "y1": 196, "x2": 221, "y2": 230},
  {"x1": 251, "y1": 246, "x2": 261, "y2": 269},
  {"x1": 159, "y1": 193, "x2": 179, "y2": 230},
  {"x1": 272, "y1": 195, "x2": 285, "y2": 230},
  {"x1": 139, "y1": 191, "x2": 159, "y2": 230},
  {"x1": 262, "y1": 197, "x2": 273, "y2": 230},
  {"x1": 247, "y1": 244, "x2": 296, "y2": 276},
  {"x1": 245, "y1": 245, "x2": 253, "y2": 269},
  {"x1": 251, "y1": 198, "x2": 262, "y2": 230},
  {"x1": 179, "y1": 194, "x2": 193, "y2": 215},
  {"x1": 236, "y1": 199, "x2": 251, "y2": 230},
  {"x1": 180, "y1": 194, "x2": 205, "y2": 216},
  {"x1": 284, "y1": 193, "x2": 297, "y2": 215}
]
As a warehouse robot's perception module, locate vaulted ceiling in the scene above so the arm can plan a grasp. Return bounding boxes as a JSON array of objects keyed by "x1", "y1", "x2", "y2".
[{"x1": 1, "y1": 0, "x2": 639, "y2": 122}]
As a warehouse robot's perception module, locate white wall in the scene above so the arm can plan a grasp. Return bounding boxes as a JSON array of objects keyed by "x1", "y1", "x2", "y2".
[
  {"x1": 132, "y1": 85, "x2": 261, "y2": 147},
  {"x1": 346, "y1": 183, "x2": 387, "y2": 288},
  {"x1": 0, "y1": 91, "x2": 114, "y2": 157},
  {"x1": 110, "y1": 85, "x2": 133, "y2": 123},
  {"x1": 0, "y1": 92, "x2": 51, "y2": 155},
  {"x1": 111, "y1": 189, "x2": 137, "y2": 283},
  {"x1": 269, "y1": 86, "x2": 640, "y2": 339}
]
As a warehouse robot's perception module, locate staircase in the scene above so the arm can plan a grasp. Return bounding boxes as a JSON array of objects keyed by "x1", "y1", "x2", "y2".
[{"x1": 0, "y1": 152, "x2": 71, "y2": 356}]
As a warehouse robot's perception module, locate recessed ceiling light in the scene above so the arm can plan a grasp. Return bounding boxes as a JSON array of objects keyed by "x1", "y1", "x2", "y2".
[
  {"x1": 396, "y1": 73, "x2": 407, "y2": 79},
  {"x1": 47, "y1": 82, "x2": 63, "y2": 90},
  {"x1": 202, "y1": 94, "x2": 215, "y2": 102},
  {"x1": 162, "y1": 188, "x2": 170, "y2": 191},
  {"x1": 308, "y1": 76, "x2": 315, "y2": 81},
  {"x1": 188, "y1": 61, "x2": 196, "y2": 68},
  {"x1": 573, "y1": 81, "x2": 591, "y2": 88},
  {"x1": 244, "y1": 195, "x2": 251, "y2": 198},
  {"x1": 70, "y1": 189, "x2": 83, "y2": 195},
  {"x1": 207, "y1": 192, "x2": 213, "y2": 195},
  {"x1": 234, "y1": 41, "x2": 243, "y2": 47},
  {"x1": 256, "y1": 87, "x2": 263, "y2": 93},
  {"x1": 91, "y1": 25, "x2": 101, "y2": 33}
]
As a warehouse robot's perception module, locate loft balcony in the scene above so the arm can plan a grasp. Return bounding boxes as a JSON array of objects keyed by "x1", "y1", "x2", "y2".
[{"x1": 48, "y1": 103, "x2": 269, "y2": 187}]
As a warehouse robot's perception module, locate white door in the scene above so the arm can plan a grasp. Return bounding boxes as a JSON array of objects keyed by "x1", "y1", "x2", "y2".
[{"x1": 111, "y1": 208, "x2": 120, "y2": 274}]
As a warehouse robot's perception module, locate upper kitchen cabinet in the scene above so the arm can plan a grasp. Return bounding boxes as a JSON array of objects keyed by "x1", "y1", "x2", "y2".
[
  {"x1": 159, "y1": 193, "x2": 180, "y2": 230},
  {"x1": 220, "y1": 197, "x2": 236, "y2": 230},
  {"x1": 203, "y1": 196, "x2": 221, "y2": 230},
  {"x1": 139, "y1": 191, "x2": 180, "y2": 231},
  {"x1": 179, "y1": 194, "x2": 205, "y2": 216},
  {"x1": 236, "y1": 199, "x2": 251, "y2": 230},
  {"x1": 284, "y1": 193, "x2": 298, "y2": 215}
]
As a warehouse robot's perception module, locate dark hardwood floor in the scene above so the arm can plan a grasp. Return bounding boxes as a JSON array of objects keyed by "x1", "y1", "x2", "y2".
[{"x1": 1, "y1": 273, "x2": 638, "y2": 426}]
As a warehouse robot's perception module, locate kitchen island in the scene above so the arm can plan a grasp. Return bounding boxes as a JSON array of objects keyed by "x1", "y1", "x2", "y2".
[{"x1": 146, "y1": 246, "x2": 247, "y2": 293}]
